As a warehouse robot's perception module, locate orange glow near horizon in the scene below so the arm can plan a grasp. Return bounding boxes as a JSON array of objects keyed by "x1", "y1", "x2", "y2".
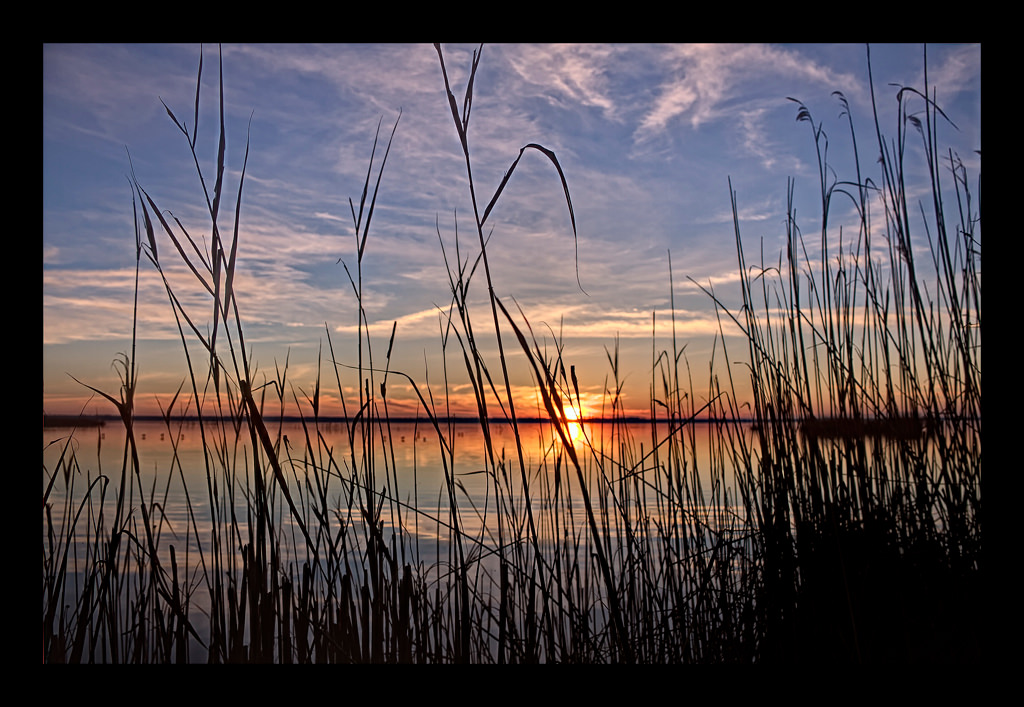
[
  {"x1": 43, "y1": 386, "x2": 668, "y2": 422},
  {"x1": 44, "y1": 369, "x2": 709, "y2": 423}
]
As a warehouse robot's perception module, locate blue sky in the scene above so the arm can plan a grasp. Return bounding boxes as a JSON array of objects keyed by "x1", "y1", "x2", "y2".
[{"x1": 43, "y1": 43, "x2": 981, "y2": 419}]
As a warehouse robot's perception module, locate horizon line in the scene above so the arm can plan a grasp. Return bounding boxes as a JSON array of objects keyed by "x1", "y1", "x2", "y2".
[{"x1": 43, "y1": 412, "x2": 759, "y2": 427}]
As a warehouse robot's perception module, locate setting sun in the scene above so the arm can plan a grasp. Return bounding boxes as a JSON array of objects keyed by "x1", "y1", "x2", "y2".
[{"x1": 564, "y1": 404, "x2": 584, "y2": 441}]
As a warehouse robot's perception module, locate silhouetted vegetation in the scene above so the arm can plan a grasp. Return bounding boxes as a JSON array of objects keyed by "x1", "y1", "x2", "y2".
[{"x1": 43, "y1": 44, "x2": 980, "y2": 663}]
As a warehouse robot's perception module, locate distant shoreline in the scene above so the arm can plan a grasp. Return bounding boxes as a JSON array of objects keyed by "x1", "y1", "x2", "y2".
[
  {"x1": 45, "y1": 413, "x2": 757, "y2": 426},
  {"x1": 44, "y1": 413, "x2": 974, "y2": 428},
  {"x1": 43, "y1": 414, "x2": 108, "y2": 428}
]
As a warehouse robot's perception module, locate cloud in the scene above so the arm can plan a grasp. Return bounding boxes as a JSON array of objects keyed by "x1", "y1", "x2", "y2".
[
  {"x1": 633, "y1": 44, "x2": 862, "y2": 144},
  {"x1": 501, "y1": 44, "x2": 622, "y2": 119},
  {"x1": 929, "y1": 44, "x2": 981, "y2": 96}
]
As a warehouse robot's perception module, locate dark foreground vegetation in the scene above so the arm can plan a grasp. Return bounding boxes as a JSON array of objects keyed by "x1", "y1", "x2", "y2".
[{"x1": 43, "y1": 44, "x2": 980, "y2": 663}]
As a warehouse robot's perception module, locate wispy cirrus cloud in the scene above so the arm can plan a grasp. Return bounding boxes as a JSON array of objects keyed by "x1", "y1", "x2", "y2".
[{"x1": 633, "y1": 44, "x2": 863, "y2": 144}]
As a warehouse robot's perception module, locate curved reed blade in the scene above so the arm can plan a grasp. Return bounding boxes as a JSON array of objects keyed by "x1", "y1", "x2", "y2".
[{"x1": 480, "y1": 143, "x2": 585, "y2": 294}]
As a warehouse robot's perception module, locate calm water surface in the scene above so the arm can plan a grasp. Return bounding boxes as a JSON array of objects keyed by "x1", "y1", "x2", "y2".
[{"x1": 43, "y1": 417, "x2": 737, "y2": 553}]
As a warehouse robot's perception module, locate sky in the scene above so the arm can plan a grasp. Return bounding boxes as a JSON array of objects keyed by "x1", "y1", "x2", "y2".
[{"x1": 43, "y1": 43, "x2": 982, "y2": 420}]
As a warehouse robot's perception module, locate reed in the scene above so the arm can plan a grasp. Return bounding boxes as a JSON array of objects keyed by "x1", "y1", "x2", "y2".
[
  {"x1": 42, "y1": 44, "x2": 980, "y2": 663},
  {"x1": 695, "y1": 46, "x2": 980, "y2": 661}
]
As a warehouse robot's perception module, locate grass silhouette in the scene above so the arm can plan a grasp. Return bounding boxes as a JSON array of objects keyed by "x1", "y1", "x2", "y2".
[{"x1": 43, "y1": 44, "x2": 980, "y2": 663}]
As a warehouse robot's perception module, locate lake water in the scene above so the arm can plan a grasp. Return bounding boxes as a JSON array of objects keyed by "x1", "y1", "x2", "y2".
[
  {"x1": 43, "y1": 416, "x2": 745, "y2": 578},
  {"x1": 43, "y1": 416, "x2": 736, "y2": 528},
  {"x1": 44, "y1": 416, "x2": 748, "y2": 661}
]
